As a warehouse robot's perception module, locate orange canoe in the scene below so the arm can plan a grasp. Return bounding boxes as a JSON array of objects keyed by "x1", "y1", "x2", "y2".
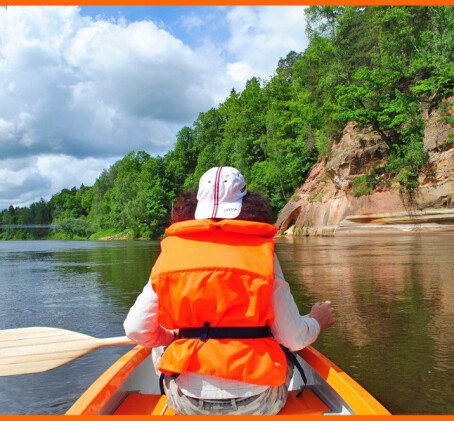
[{"x1": 66, "y1": 345, "x2": 390, "y2": 415}]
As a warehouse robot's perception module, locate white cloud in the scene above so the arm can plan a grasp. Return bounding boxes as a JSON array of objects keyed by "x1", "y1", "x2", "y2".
[
  {"x1": 180, "y1": 13, "x2": 204, "y2": 32},
  {"x1": 226, "y1": 62, "x2": 253, "y2": 86},
  {"x1": 0, "y1": 5, "x2": 309, "y2": 210},
  {"x1": 0, "y1": 6, "x2": 223, "y2": 163},
  {"x1": 36, "y1": 154, "x2": 113, "y2": 193},
  {"x1": 0, "y1": 155, "x2": 112, "y2": 210},
  {"x1": 225, "y1": 6, "x2": 308, "y2": 82}
]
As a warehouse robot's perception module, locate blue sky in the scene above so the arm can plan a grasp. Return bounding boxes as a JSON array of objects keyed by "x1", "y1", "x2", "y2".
[
  {"x1": 0, "y1": 6, "x2": 309, "y2": 210},
  {"x1": 79, "y1": 7, "x2": 231, "y2": 50}
]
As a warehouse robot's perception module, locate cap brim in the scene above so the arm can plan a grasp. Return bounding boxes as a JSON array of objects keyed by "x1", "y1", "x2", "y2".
[{"x1": 195, "y1": 200, "x2": 242, "y2": 220}]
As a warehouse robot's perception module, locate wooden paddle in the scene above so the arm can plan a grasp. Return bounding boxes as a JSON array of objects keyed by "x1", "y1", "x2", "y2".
[{"x1": 0, "y1": 327, "x2": 135, "y2": 376}]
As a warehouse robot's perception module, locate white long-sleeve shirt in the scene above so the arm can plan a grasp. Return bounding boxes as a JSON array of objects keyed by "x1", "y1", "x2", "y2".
[{"x1": 124, "y1": 255, "x2": 320, "y2": 399}]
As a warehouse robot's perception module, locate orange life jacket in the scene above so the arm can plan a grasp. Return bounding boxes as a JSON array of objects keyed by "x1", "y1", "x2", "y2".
[{"x1": 150, "y1": 219, "x2": 287, "y2": 387}]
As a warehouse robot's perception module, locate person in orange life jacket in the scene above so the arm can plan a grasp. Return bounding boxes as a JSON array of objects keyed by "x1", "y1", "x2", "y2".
[{"x1": 123, "y1": 166, "x2": 335, "y2": 415}]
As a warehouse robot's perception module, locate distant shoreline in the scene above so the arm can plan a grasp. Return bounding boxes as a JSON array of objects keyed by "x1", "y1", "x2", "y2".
[
  {"x1": 281, "y1": 222, "x2": 454, "y2": 237},
  {"x1": 3, "y1": 223, "x2": 454, "y2": 241}
]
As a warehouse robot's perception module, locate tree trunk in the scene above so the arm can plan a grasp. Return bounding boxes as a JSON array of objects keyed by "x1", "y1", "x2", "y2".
[{"x1": 371, "y1": 121, "x2": 394, "y2": 149}]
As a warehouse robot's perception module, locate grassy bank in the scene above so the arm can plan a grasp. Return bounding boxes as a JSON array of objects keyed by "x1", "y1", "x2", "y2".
[{"x1": 0, "y1": 227, "x2": 137, "y2": 241}]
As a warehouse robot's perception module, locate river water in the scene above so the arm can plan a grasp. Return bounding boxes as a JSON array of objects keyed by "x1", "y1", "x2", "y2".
[{"x1": 0, "y1": 234, "x2": 453, "y2": 415}]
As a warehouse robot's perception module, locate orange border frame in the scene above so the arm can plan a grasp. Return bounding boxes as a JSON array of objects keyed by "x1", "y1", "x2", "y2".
[{"x1": 1, "y1": 2, "x2": 454, "y2": 419}]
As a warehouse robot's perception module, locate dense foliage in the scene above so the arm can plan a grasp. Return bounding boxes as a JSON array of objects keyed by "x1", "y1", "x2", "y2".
[{"x1": 2, "y1": 6, "x2": 453, "y2": 240}]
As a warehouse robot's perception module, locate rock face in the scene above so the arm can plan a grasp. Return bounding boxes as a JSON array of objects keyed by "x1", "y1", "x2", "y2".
[{"x1": 277, "y1": 98, "x2": 454, "y2": 236}]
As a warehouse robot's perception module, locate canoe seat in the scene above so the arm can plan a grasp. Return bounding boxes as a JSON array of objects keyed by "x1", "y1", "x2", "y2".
[
  {"x1": 278, "y1": 389, "x2": 331, "y2": 415},
  {"x1": 113, "y1": 389, "x2": 329, "y2": 416},
  {"x1": 113, "y1": 394, "x2": 176, "y2": 415}
]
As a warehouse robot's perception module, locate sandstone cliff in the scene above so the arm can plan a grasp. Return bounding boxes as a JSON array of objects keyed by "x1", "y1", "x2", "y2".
[{"x1": 277, "y1": 97, "x2": 454, "y2": 236}]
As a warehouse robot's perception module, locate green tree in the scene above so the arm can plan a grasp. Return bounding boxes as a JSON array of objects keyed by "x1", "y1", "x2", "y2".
[
  {"x1": 164, "y1": 127, "x2": 198, "y2": 193},
  {"x1": 334, "y1": 67, "x2": 407, "y2": 148},
  {"x1": 110, "y1": 151, "x2": 150, "y2": 232},
  {"x1": 136, "y1": 157, "x2": 173, "y2": 238},
  {"x1": 90, "y1": 160, "x2": 121, "y2": 228}
]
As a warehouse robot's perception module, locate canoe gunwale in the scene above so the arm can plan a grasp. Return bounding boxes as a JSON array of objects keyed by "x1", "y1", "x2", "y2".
[{"x1": 66, "y1": 345, "x2": 148, "y2": 415}]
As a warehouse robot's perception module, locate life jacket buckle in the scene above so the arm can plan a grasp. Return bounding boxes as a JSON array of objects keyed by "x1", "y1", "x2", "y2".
[{"x1": 200, "y1": 321, "x2": 210, "y2": 342}]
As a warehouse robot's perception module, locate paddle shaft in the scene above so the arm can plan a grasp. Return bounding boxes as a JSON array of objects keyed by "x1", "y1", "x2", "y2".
[{"x1": 97, "y1": 336, "x2": 134, "y2": 347}]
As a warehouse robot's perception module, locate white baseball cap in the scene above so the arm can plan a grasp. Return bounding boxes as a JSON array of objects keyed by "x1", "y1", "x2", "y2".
[{"x1": 195, "y1": 166, "x2": 247, "y2": 220}]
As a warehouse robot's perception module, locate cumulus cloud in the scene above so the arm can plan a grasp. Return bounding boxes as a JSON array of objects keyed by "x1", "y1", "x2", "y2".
[
  {"x1": 0, "y1": 157, "x2": 51, "y2": 209},
  {"x1": 180, "y1": 12, "x2": 204, "y2": 32},
  {"x1": 0, "y1": 155, "x2": 113, "y2": 210},
  {"x1": 225, "y1": 6, "x2": 308, "y2": 82},
  {"x1": 0, "y1": 6, "x2": 222, "y2": 162},
  {"x1": 0, "y1": 5, "x2": 308, "y2": 210}
]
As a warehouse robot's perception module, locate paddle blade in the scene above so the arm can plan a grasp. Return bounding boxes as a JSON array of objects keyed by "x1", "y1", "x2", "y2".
[{"x1": 0, "y1": 327, "x2": 134, "y2": 376}]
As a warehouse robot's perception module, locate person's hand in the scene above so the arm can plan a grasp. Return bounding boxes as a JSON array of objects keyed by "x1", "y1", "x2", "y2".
[{"x1": 309, "y1": 301, "x2": 335, "y2": 330}]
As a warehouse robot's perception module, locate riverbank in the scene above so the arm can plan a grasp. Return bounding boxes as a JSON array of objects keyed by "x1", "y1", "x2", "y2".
[
  {"x1": 0, "y1": 227, "x2": 139, "y2": 241},
  {"x1": 0, "y1": 229, "x2": 160, "y2": 241},
  {"x1": 281, "y1": 208, "x2": 454, "y2": 237},
  {"x1": 283, "y1": 223, "x2": 454, "y2": 237}
]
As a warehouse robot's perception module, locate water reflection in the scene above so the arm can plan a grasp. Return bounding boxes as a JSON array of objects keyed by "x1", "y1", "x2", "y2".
[{"x1": 276, "y1": 233, "x2": 454, "y2": 414}]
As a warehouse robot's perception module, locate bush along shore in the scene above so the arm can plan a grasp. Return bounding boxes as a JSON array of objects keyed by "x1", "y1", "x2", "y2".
[{"x1": 0, "y1": 225, "x2": 138, "y2": 241}]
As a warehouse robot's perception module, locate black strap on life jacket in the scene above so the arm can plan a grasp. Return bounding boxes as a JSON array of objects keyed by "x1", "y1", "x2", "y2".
[
  {"x1": 279, "y1": 345, "x2": 307, "y2": 397},
  {"x1": 179, "y1": 322, "x2": 272, "y2": 341},
  {"x1": 159, "y1": 372, "x2": 180, "y2": 395}
]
